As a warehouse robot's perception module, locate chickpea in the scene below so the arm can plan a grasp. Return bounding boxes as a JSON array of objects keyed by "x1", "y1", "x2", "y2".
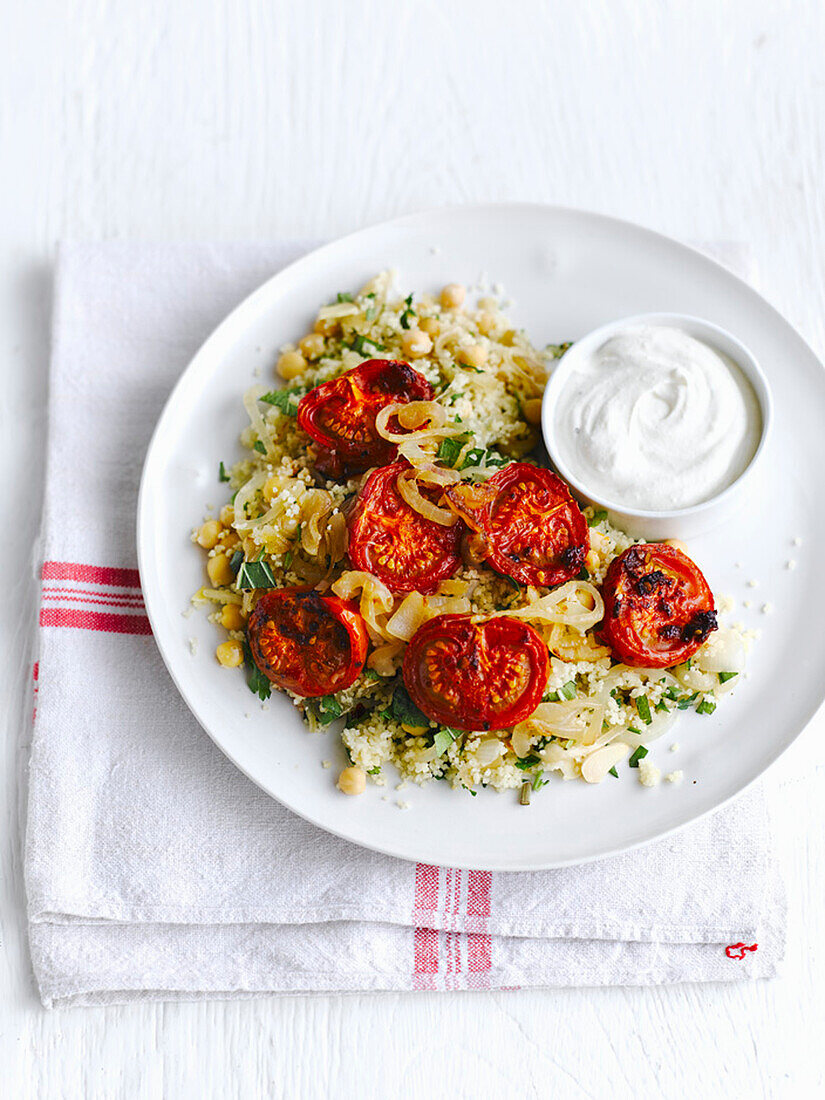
[
  {"x1": 401, "y1": 722, "x2": 429, "y2": 736},
  {"x1": 299, "y1": 332, "x2": 325, "y2": 360},
  {"x1": 665, "y1": 539, "x2": 689, "y2": 554},
  {"x1": 220, "y1": 603, "x2": 244, "y2": 631},
  {"x1": 197, "y1": 519, "x2": 222, "y2": 550},
  {"x1": 402, "y1": 328, "x2": 433, "y2": 359},
  {"x1": 220, "y1": 530, "x2": 240, "y2": 550},
  {"x1": 419, "y1": 316, "x2": 440, "y2": 337},
  {"x1": 461, "y1": 343, "x2": 487, "y2": 368},
  {"x1": 277, "y1": 350, "x2": 307, "y2": 380},
  {"x1": 207, "y1": 552, "x2": 235, "y2": 587},
  {"x1": 337, "y1": 766, "x2": 366, "y2": 796},
  {"x1": 522, "y1": 398, "x2": 543, "y2": 425},
  {"x1": 313, "y1": 316, "x2": 339, "y2": 337},
  {"x1": 219, "y1": 504, "x2": 235, "y2": 527},
  {"x1": 216, "y1": 639, "x2": 244, "y2": 668},
  {"x1": 440, "y1": 283, "x2": 466, "y2": 310},
  {"x1": 585, "y1": 550, "x2": 600, "y2": 573},
  {"x1": 477, "y1": 311, "x2": 497, "y2": 336},
  {"x1": 500, "y1": 329, "x2": 517, "y2": 347}
]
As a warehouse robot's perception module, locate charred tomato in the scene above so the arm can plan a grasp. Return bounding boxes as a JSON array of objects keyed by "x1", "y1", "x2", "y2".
[
  {"x1": 347, "y1": 462, "x2": 463, "y2": 594},
  {"x1": 247, "y1": 587, "x2": 368, "y2": 697},
  {"x1": 297, "y1": 358, "x2": 433, "y2": 473},
  {"x1": 601, "y1": 544, "x2": 717, "y2": 668},
  {"x1": 403, "y1": 613, "x2": 549, "y2": 731},
  {"x1": 445, "y1": 463, "x2": 588, "y2": 587}
]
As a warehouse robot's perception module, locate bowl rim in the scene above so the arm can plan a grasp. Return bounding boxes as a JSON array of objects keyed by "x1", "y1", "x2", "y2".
[{"x1": 540, "y1": 311, "x2": 774, "y2": 520}]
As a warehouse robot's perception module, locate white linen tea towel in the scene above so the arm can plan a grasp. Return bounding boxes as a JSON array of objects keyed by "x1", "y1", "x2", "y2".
[{"x1": 25, "y1": 241, "x2": 785, "y2": 1006}]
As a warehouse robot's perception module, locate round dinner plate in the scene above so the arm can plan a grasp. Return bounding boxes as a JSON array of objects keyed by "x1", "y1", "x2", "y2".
[{"x1": 137, "y1": 204, "x2": 825, "y2": 870}]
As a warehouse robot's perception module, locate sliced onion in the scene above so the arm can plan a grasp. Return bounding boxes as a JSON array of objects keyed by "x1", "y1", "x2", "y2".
[
  {"x1": 416, "y1": 465, "x2": 461, "y2": 487},
  {"x1": 243, "y1": 385, "x2": 275, "y2": 455},
  {"x1": 673, "y1": 665, "x2": 719, "y2": 694},
  {"x1": 581, "y1": 742, "x2": 630, "y2": 784},
  {"x1": 514, "y1": 698, "x2": 605, "y2": 747},
  {"x1": 511, "y1": 725, "x2": 534, "y2": 759},
  {"x1": 387, "y1": 591, "x2": 427, "y2": 641},
  {"x1": 474, "y1": 738, "x2": 505, "y2": 767},
  {"x1": 375, "y1": 402, "x2": 466, "y2": 444},
  {"x1": 546, "y1": 622, "x2": 610, "y2": 662},
  {"x1": 615, "y1": 705, "x2": 678, "y2": 750},
  {"x1": 232, "y1": 469, "x2": 268, "y2": 532},
  {"x1": 396, "y1": 469, "x2": 457, "y2": 526},
  {"x1": 367, "y1": 641, "x2": 404, "y2": 676},
  {"x1": 693, "y1": 628, "x2": 747, "y2": 674},
  {"x1": 486, "y1": 581, "x2": 604, "y2": 632}
]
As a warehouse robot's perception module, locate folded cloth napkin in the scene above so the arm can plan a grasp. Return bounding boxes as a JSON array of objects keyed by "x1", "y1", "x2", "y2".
[{"x1": 25, "y1": 241, "x2": 785, "y2": 1007}]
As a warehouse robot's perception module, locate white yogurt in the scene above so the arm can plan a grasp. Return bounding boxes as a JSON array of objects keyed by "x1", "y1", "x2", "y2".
[{"x1": 553, "y1": 325, "x2": 762, "y2": 511}]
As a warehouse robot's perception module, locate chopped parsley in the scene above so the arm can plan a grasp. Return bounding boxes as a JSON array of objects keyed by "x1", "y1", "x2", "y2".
[
  {"x1": 587, "y1": 509, "x2": 607, "y2": 527},
  {"x1": 282, "y1": 550, "x2": 293, "y2": 570},
  {"x1": 628, "y1": 745, "x2": 648, "y2": 768},
  {"x1": 432, "y1": 727, "x2": 460, "y2": 756},
  {"x1": 515, "y1": 754, "x2": 542, "y2": 770},
  {"x1": 696, "y1": 698, "x2": 717, "y2": 716},
  {"x1": 311, "y1": 695, "x2": 344, "y2": 725},
  {"x1": 458, "y1": 362, "x2": 484, "y2": 373},
  {"x1": 348, "y1": 334, "x2": 386, "y2": 355},
  {"x1": 218, "y1": 461, "x2": 230, "y2": 483},
  {"x1": 636, "y1": 696, "x2": 652, "y2": 725},
  {"x1": 718, "y1": 671, "x2": 738, "y2": 683},
  {"x1": 399, "y1": 293, "x2": 416, "y2": 329},
  {"x1": 252, "y1": 439, "x2": 267, "y2": 455},
  {"x1": 367, "y1": 766, "x2": 381, "y2": 775},
  {"x1": 459, "y1": 447, "x2": 508, "y2": 471},
  {"x1": 532, "y1": 770, "x2": 548, "y2": 790},
  {"x1": 608, "y1": 765, "x2": 619, "y2": 778},
  {"x1": 242, "y1": 639, "x2": 271, "y2": 702},
  {"x1": 235, "y1": 559, "x2": 278, "y2": 590},
  {"x1": 228, "y1": 548, "x2": 244, "y2": 576},
  {"x1": 460, "y1": 783, "x2": 477, "y2": 797},
  {"x1": 676, "y1": 692, "x2": 699, "y2": 710},
  {"x1": 545, "y1": 680, "x2": 576, "y2": 703},
  {"x1": 260, "y1": 388, "x2": 302, "y2": 415},
  {"x1": 436, "y1": 435, "x2": 471, "y2": 467},
  {"x1": 390, "y1": 685, "x2": 430, "y2": 728},
  {"x1": 336, "y1": 291, "x2": 354, "y2": 303}
]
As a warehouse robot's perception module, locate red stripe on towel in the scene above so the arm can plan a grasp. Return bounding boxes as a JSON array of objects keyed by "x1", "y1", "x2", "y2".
[
  {"x1": 412, "y1": 864, "x2": 440, "y2": 989},
  {"x1": 40, "y1": 607, "x2": 152, "y2": 635},
  {"x1": 467, "y1": 869, "x2": 492, "y2": 984},
  {"x1": 42, "y1": 561, "x2": 142, "y2": 589}
]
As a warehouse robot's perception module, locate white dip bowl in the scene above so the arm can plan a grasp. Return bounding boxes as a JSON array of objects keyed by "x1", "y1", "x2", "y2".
[{"x1": 540, "y1": 312, "x2": 773, "y2": 541}]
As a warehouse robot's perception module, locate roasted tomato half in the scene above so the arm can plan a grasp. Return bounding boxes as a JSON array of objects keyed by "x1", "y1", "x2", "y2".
[
  {"x1": 403, "y1": 614, "x2": 549, "y2": 731},
  {"x1": 247, "y1": 587, "x2": 368, "y2": 697},
  {"x1": 297, "y1": 359, "x2": 433, "y2": 472},
  {"x1": 348, "y1": 462, "x2": 463, "y2": 594},
  {"x1": 601, "y1": 544, "x2": 717, "y2": 668},
  {"x1": 445, "y1": 463, "x2": 588, "y2": 587}
]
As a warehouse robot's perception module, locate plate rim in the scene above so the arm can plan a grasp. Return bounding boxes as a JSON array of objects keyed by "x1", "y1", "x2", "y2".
[{"x1": 137, "y1": 201, "x2": 825, "y2": 870}]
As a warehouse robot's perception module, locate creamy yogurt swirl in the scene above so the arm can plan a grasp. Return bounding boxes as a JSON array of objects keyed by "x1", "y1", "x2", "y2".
[{"x1": 553, "y1": 325, "x2": 762, "y2": 511}]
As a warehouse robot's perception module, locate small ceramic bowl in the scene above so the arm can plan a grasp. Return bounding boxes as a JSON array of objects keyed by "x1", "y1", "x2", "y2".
[{"x1": 540, "y1": 312, "x2": 773, "y2": 540}]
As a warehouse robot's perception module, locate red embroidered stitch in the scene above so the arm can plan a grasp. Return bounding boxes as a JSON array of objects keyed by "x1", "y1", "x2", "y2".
[{"x1": 725, "y1": 942, "x2": 758, "y2": 959}]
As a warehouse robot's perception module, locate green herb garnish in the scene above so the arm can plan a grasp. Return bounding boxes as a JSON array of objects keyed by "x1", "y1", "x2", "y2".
[
  {"x1": 310, "y1": 695, "x2": 344, "y2": 725},
  {"x1": 242, "y1": 639, "x2": 272, "y2": 701},
  {"x1": 390, "y1": 685, "x2": 431, "y2": 728},
  {"x1": 252, "y1": 440, "x2": 267, "y2": 455},
  {"x1": 718, "y1": 671, "x2": 738, "y2": 683},
  {"x1": 218, "y1": 461, "x2": 230, "y2": 483},
  {"x1": 367, "y1": 766, "x2": 381, "y2": 775},
  {"x1": 628, "y1": 745, "x2": 648, "y2": 768},
  {"x1": 532, "y1": 770, "x2": 548, "y2": 790},
  {"x1": 515, "y1": 754, "x2": 542, "y2": 770},
  {"x1": 587, "y1": 509, "x2": 608, "y2": 527},
  {"x1": 336, "y1": 291, "x2": 354, "y2": 303},
  {"x1": 400, "y1": 293, "x2": 415, "y2": 329},
  {"x1": 696, "y1": 698, "x2": 717, "y2": 716},
  {"x1": 348, "y1": 334, "x2": 386, "y2": 355},
  {"x1": 558, "y1": 680, "x2": 577, "y2": 701},
  {"x1": 636, "y1": 696, "x2": 652, "y2": 725},
  {"x1": 228, "y1": 549, "x2": 244, "y2": 576},
  {"x1": 282, "y1": 550, "x2": 293, "y2": 570},
  {"x1": 608, "y1": 765, "x2": 619, "y2": 778},
  {"x1": 260, "y1": 388, "x2": 302, "y2": 416},
  {"x1": 433, "y1": 727, "x2": 460, "y2": 756},
  {"x1": 547, "y1": 341, "x2": 572, "y2": 359},
  {"x1": 677, "y1": 692, "x2": 699, "y2": 710},
  {"x1": 519, "y1": 782, "x2": 531, "y2": 806},
  {"x1": 235, "y1": 559, "x2": 278, "y2": 590},
  {"x1": 458, "y1": 362, "x2": 484, "y2": 373}
]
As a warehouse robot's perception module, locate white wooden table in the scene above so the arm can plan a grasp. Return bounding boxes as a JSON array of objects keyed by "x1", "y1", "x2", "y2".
[{"x1": 2, "y1": 2, "x2": 824, "y2": 1096}]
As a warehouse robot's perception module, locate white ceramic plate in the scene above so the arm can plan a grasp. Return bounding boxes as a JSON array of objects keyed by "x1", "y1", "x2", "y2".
[{"x1": 137, "y1": 204, "x2": 825, "y2": 871}]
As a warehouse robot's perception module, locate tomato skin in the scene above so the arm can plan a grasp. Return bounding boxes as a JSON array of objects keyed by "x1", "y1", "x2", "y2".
[
  {"x1": 446, "y1": 463, "x2": 589, "y2": 588},
  {"x1": 297, "y1": 359, "x2": 433, "y2": 473},
  {"x1": 247, "y1": 587, "x2": 368, "y2": 697},
  {"x1": 601, "y1": 544, "x2": 717, "y2": 668},
  {"x1": 403, "y1": 613, "x2": 549, "y2": 731},
  {"x1": 348, "y1": 462, "x2": 464, "y2": 594}
]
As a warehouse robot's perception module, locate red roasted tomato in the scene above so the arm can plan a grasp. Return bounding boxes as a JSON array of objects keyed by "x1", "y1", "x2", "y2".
[
  {"x1": 445, "y1": 463, "x2": 588, "y2": 587},
  {"x1": 403, "y1": 614, "x2": 549, "y2": 731},
  {"x1": 297, "y1": 359, "x2": 433, "y2": 472},
  {"x1": 601, "y1": 544, "x2": 717, "y2": 668},
  {"x1": 247, "y1": 587, "x2": 368, "y2": 697},
  {"x1": 348, "y1": 462, "x2": 463, "y2": 594}
]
